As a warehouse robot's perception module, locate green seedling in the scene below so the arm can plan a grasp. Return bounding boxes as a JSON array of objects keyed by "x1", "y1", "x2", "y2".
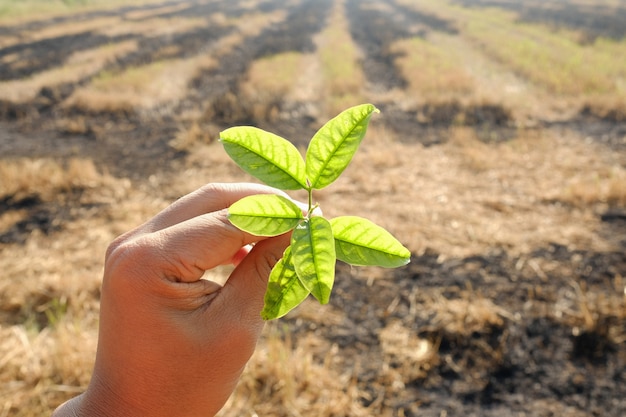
[{"x1": 220, "y1": 103, "x2": 410, "y2": 320}]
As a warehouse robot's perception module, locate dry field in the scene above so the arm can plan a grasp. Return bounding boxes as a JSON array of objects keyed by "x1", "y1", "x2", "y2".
[{"x1": 1, "y1": 0, "x2": 625, "y2": 415}]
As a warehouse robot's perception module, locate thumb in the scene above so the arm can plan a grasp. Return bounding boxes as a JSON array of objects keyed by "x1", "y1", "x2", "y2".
[{"x1": 218, "y1": 233, "x2": 291, "y2": 323}]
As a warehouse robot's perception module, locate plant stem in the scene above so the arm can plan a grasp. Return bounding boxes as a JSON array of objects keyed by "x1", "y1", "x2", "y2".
[{"x1": 307, "y1": 188, "x2": 313, "y2": 219}]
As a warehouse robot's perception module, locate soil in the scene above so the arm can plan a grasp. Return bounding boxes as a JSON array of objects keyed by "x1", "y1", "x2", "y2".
[
  {"x1": 1, "y1": 0, "x2": 625, "y2": 415},
  {"x1": 452, "y1": 0, "x2": 626, "y2": 42},
  {"x1": 313, "y1": 246, "x2": 626, "y2": 416}
]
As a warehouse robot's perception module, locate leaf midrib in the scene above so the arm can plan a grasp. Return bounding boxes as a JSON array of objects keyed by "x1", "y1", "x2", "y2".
[
  {"x1": 334, "y1": 235, "x2": 406, "y2": 257},
  {"x1": 231, "y1": 212, "x2": 301, "y2": 219},
  {"x1": 309, "y1": 113, "x2": 367, "y2": 187},
  {"x1": 227, "y1": 139, "x2": 306, "y2": 188},
  {"x1": 307, "y1": 222, "x2": 326, "y2": 298}
]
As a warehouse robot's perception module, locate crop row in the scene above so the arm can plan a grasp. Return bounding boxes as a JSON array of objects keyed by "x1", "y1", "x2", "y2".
[{"x1": 1, "y1": 0, "x2": 624, "y2": 142}]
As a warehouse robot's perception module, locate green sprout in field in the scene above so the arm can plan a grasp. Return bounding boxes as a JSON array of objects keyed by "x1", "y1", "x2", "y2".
[{"x1": 220, "y1": 104, "x2": 410, "y2": 320}]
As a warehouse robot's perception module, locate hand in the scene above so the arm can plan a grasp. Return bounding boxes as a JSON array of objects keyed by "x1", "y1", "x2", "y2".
[{"x1": 53, "y1": 183, "x2": 293, "y2": 417}]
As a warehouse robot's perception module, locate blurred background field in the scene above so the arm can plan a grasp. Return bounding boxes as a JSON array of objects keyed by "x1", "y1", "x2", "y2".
[{"x1": 0, "y1": 0, "x2": 625, "y2": 415}]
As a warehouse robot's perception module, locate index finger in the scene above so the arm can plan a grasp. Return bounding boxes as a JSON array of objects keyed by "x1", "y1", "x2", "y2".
[
  {"x1": 144, "y1": 183, "x2": 288, "y2": 234},
  {"x1": 108, "y1": 183, "x2": 287, "y2": 256},
  {"x1": 129, "y1": 208, "x2": 267, "y2": 283}
]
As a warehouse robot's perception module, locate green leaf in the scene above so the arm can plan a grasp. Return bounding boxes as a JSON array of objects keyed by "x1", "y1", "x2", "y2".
[
  {"x1": 305, "y1": 103, "x2": 379, "y2": 189},
  {"x1": 261, "y1": 246, "x2": 310, "y2": 320},
  {"x1": 330, "y1": 216, "x2": 411, "y2": 268},
  {"x1": 291, "y1": 216, "x2": 336, "y2": 304},
  {"x1": 228, "y1": 194, "x2": 303, "y2": 236},
  {"x1": 220, "y1": 126, "x2": 307, "y2": 190}
]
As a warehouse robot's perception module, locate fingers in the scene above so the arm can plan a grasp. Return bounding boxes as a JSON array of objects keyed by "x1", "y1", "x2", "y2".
[
  {"x1": 108, "y1": 183, "x2": 286, "y2": 255},
  {"x1": 214, "y1": 233, "x2": 292, "y2": 324},
  {"x1": 105, "y1": 181, "x2": 297, "y2": 288},
  {"x1": 132, "y1": 208, "x2": 263, "y2": 283},
  {"x1": 143, "y1": 183, "x2": 288, "y2": 234},
  {"x1": 230, "y1": 245, "x2": 253, "y2": 266},
  {"x1": 106, "y1": 182, "x2": 288, "y2": 271}
]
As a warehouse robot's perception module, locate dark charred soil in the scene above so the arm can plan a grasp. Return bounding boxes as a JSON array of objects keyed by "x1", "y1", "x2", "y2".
[
  {"x1": 278, "y1": 243, "x2": 626, "y2": 416},
  {"x1": 453, "y1": 0, "x2": 626, "y2": 42},
  {"x1": 346, "y1": 0, "x2": 458, "y2": 92}
]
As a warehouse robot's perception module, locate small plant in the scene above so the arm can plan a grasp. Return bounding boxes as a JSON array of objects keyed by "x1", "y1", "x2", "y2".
[{"x1": 220, "y1": 103, "x2": 410, "y2": 320}]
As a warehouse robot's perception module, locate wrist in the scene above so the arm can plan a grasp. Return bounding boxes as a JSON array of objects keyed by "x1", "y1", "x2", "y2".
[
  {"x1": 53, "y1": 372, "x2": 225, "y2": 417},
  {"x1": 52, "y1": 394, "x2": 86, "y2": 417},
  {"x1": 52, "y1": 391, "x2": 115, "y2": 417},
  {"x1": 51, "y1": 378, "x2": 143, "y2": 417}
]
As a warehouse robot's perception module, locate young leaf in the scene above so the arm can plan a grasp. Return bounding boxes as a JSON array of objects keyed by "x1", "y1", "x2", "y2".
[
  {"x1": 305, "y1": 103, "x2": 379, "y2": 190},
  {"x1": 291, "y1": 216, "x2": 336, "y2": 304},
  {"x1": 330, "y1": 216, "x2": 411, "y2": 268},
  {"x1": 220, "y1": 126, "x2": 307, "y2": 190},
  {"x1": 261, "y1": 246, "x2": 310, "y2": 320},
  {"x1": 228, "y1": 194, "x2": 303, "y2": 236}
]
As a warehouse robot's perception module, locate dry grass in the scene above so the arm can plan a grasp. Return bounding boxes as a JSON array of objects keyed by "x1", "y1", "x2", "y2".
[
  {"x1": 21, "y1": 16, "x2": 121, "y2": 43},
  {"x1": 428, "y1": 291, "x2": 507, "y2": 337},
  {"x1": 2, "y1": 124, "x2": 624, "y2": 416},
  {"x1": 123, "y1": 1, "x2": 193, "y2": 20},
  {"x1": 318, "y1": 124, "x2": 624, "y2": 258},
  {"x1": 0, "y1": 0, "x2": 167, "y2": 23},
  {"x1": 582, "y1": 95, "x2": 626, "y2": 122},
  {"x1": 0, "y1": 319, "x2": 97, "y2": 415},
  {"x1": 1, "y1": 1, "x2": 625, "y2": 415},
  {"x1": 242, "y1": 52, "x2": 305, "y2": 98},
  {"x1": 97, "y1": 15, "x2": 208, "y2": 38},
  {"x1": 0, "y1": 15, "x2": 120, "y2": 48},
  {"x1": 200, "y1": 10, "x2": 287, "y2": 60},
  {"x1": 559, "y1": 165, "x2": 626, "y2": 207},
  {"x1": 219, "y1": 330, "x2": 371, "y2": 417},
  {"x1": 0, "y1": 157, "x2": 119, "y2": 199},
  {"x1": 169, "y1": 119, "x2": 216, "y2": 152},
  {"x1": 0, "y1": 40, "x2": 138, "y2": 103},
  {"x1": 400, "y1": 0, "x2": 626, "y2": 124},
  {"x1": 65, "y1": 55, "x2": 216, "y2": 114},
  {"x1": 0, "y1": 156, "x2": 172, "y2": 416},
  {"x1": 390, "y1": 36, "x2": 474, "y2": 101},
  {"x1": 420, "y1": 0, "x2": 626, "y2": 96},
  {"x1": 221, "y1": 7, "x2": 321, "y2": 125},
  {"x1": 239, "y1": 51, "x2": 308, "y2": 123},
  {"x1": 379, "y1": 321, "x2": 438, "y2": 385},
  {"x1": 175, "y1": 10, "x2": 289, "y2": 147},
  {"x1": 5, "y1": 4, "x2": 289, "y2": 117},
  {"x1": 230, "y1": 10, "x2": 289, "y2": 38},
  {"x1": 315, "y1": 0, "x2": 365, "y2": 117},
  {"x1": 0, "y1": 157, "x2": 138, "y2": 415},
  {"x1": 555, "y1": 277, "x2": 626, "y2": 344}
]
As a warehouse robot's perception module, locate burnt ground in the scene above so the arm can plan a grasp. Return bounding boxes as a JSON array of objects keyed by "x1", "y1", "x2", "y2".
[
  {"x1": 0, "y1": 0, "x2": 333, "y2": 176},
  {"x1": 307, "y1": 244, "x2": 626, "y2": 416},
  {"x1": 452, "y1": 0, "x2": 626, "y2": 42},
  {"x1": 346, "y1": 0, "x2": 457, "y2": 92},
  {"x1": 1, "y1": 0, "x2": 625, "y2": 415},
  {"x1": 1, "y1": 0, "x2": 625, "y2": 171}
]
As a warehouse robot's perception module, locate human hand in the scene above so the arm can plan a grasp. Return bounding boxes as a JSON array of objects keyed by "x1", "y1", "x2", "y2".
[{"x1": 53, "y1": 183, "x2": 294, "y2": 417}]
